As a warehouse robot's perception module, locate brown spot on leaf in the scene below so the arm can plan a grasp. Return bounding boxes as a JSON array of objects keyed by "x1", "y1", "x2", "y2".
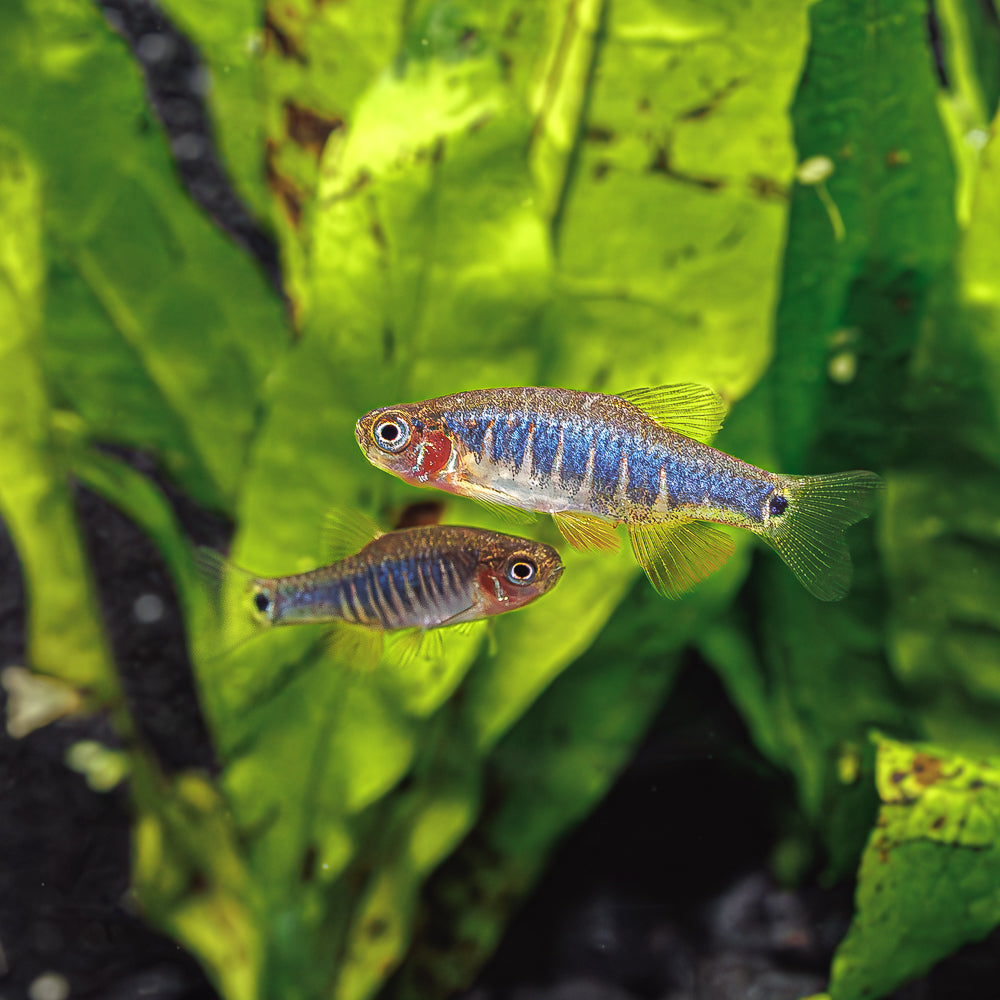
[
  {"x1": 300, "y1": 844, "x2": 317, "y2": 882},
  {"x1": 265, "y1": 140, "x2": 305, "y2": 228},
  {"x1": 749, "y1": 175, "x2": 788, "y2": 201},
  {"x1": 931, "y1": 815, "x2": 946, "y2": 831},
  {"x1": 365, "y1": 916, "x2": 390, "y2": 940},
  {"x1": 264, "y1": 11, "x2": 306, "y2": 63},
  {"x1": 912, "y1": 753, "x2": 944, "y2": 786},
  {"x1": 649, "y1": 146, "x2": 725, "y2": 190},
  {"x1": 284, "y1": 101, "x2": 343, "y2": 158},
  {"x1": 970, "y1": 779, "x2": 985, "y2": 790},
  {"x1": 637, "y1": 97, "x2": 651, "y2": 113},
  {"x1": 886, "y1": 149, "x2": 911, "y2": 168},
  {"x1": 585, "y1": 126, "x2": 615, "y2": 143},
  {"x1": 592, "y1": 160, "x2": 611, "y2": 181},
  {"x1": 679, "y1": 79, "x2": 742, "y2": 121},
  {"x1": 467, "y1": 112, "x2": 494, "y2": 135},
  {"x1": 890, "y1": 770, "x2": 908, "y2": 784}
]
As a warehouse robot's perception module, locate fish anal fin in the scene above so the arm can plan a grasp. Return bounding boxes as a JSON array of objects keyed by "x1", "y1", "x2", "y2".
[
  {"x1": 628, "y1": 519, "x2": 735, "y2": 599},
  {"x1": 391, "y1": 627, "x2": 445, "y2": 672},
  {"x1": 472, "y1": 495, "x2": 538, "y2": 525},
  {"x1": 324, "y1": 624, "x2": 385, "y2": 673},
  {"x1": 321, "y1": 506, "x2": 384, "y2": 562},
  {"x1": 618, "y1": 383, "x2": 727, "y2": 443},
  {"x1": 554, "y1": 511, "x2": 621, "y2": 552}
]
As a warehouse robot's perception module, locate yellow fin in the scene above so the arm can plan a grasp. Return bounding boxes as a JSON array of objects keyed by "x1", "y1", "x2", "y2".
[
  {"x1": 391, "y1": 627, "x2": 445, "y2": 672},
  {"x1": 321, "y1": 506, "x2": 384, "y2": 562},
  {"x1": 324, "y1": 624, "x2": 385, "y2": 673},
  {"x1": 763, "y1": 470, "x2": 883, "y2": 601},
  {"x1": 628, "y1": 519, "x2": 735, "y2": 598},
  {"x1": 472, "y1": 495, "x2": 538, "y2": 525},
  {"x1": 618, "y1": 383, "x2": 727, "y2": 443},
  {"x1": 553, "y1": 511, "x2": 621, "y2": 552}
]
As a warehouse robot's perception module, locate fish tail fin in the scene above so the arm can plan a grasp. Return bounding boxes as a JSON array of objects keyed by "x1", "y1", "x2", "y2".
[
  {"x1": 763, "y1": 470, "x2": 883, "y2": 601},
  {"x1": 194, "y1": 547, "x2": 272, "y2": 656}
]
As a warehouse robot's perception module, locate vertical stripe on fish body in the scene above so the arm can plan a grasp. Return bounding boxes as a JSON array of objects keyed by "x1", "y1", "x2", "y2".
[
  {"x1": 356, "y1": 385, "x2": 883, "y2": 601},
  {"x1": 262, "y1": 531, "x2": 478, "y2": 631}
]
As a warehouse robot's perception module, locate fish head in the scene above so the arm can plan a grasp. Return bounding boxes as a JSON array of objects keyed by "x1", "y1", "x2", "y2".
[
  {"x1": 356, "y1": 401, "x2": 458, "y2": 486},
  {"x1": 473, "y1": 534, "x2": 564, "y2": 616}
]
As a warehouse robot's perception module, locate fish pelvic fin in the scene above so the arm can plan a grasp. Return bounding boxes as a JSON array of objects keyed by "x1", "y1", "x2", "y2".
[
  {"x1": 321, "y1": 506, "x2": 384, "y2": 562},
  {"x1": 628, "y1": 519, "x2": 735, "y2": 599},
  {"x1": 554, "y1": 511, "x2": 621, "y2": 551},
  {"x1": 618, "y1": 383, "x2": 727, "y2": 443},
  {"x1": 762, "y1": 470, "x2": 884, "y2": 601}
]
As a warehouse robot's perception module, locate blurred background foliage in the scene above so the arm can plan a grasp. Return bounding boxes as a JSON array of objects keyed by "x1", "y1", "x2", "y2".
[{"x1": 1, "y1": 0, "x2": 1000, "y2": 998}]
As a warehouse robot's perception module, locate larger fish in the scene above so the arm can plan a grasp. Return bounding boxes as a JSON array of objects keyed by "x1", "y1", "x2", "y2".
[
  {"x1": 199, "y1": 517, "x2": 563, "y2": 666},
  {"x1": 356, "y1": 385, "x2": 882, "y2": 600}
]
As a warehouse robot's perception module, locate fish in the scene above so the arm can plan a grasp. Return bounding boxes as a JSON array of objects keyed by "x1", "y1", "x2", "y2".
[
  {"x1": 355, "y1": 384, "x2": 883, "y2": 601},
  {"x1": 198, "y1": 511, "x2": 564, "y2": 668}
]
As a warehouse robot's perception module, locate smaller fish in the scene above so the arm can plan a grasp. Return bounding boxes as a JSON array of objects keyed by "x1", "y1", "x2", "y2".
[{"x1": 198, "y1": 512, "x2": 563, "y2": 668}]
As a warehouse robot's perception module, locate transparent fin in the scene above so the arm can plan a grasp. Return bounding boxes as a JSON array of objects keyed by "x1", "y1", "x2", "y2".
[
  {"x1": 194, "y1": 547, "x2": 270, "y2": 657},
  {"x1": 472, "y1": 495, "x2": 539, "y2": 525},
  {"x1": 618, "y1": 383, "x2": 727, "y2": 443},
  {"x1": 392, "y1": 627, "x2": 445, "y2": 672},
  {"x1": 324, "y1": 623, "x2": 385, "y2": 672},
  {"x1": 321, "y1": 506, "x2": 384, "y2": 562},
  {"x1": 628, "y1": 519, "x2": 735, "y2": 599},
  {"x1": 763, "y1": 470, "x2": 883, "y2": 601},
  {"x1": 553, "y1": 511, "x2": 621, "y2": 551}
]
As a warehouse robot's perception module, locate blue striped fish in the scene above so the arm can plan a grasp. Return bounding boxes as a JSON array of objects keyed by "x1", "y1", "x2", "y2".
[
  {"x1": 198, "y1": 516, "x2": 563, "y2": 667},
  {"x1": 355, "y1": 385, "x2": 882, "y2": 600}
]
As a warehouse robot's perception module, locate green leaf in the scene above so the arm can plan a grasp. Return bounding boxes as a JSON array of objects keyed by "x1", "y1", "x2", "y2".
[
  {"x1": 0, "y1": 0, "x2": 287, "y2": 509},
  {"x1": 0, "y1": 131, "x2": 115, "y2": 696},
  {"x1": 882, "y1": 107, "x2": 1000, "y2": 755},
  {"x1": 829, "y1": 734, "x2": 1000, "y2": 1000}
]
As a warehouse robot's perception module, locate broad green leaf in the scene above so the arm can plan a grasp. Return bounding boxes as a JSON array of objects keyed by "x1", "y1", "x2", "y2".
[
  {"x1": 715, "y1": 0, "x2": 959, "y2": 875},
  {"x1": 0, "y1": 131, "x2": 115, "y2": 697},
  {"x1": 882, "y1": 110, "x2": 1000, "y2": 755},
  {"x1": 192, "y1": 3, "x2": 812, "y2": 997},
  {"x1": 0, "y1": 0, "x2": 287, "y2": 510},
  {"x1": 829, "y1": 735, "x2": 1000, "y2": 1000}
]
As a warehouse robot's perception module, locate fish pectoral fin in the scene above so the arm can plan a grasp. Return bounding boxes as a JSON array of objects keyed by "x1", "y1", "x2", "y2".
[
  {"x1": 323, "y1": 623, "x2": 385, "y2": 672},
  {"x1": 320, "y1": 506, "x2": 384, "y2": 562},
  {"x1": 471, "y1": 495, "x2": 539, "y2": 525},
  {"x1": 553, "y1": 511, "x2": 621, "y2": 552},
  {"x1": 628, "y1": 519, "x2": 735, "y2": 599},
  {"x1": 618, "y1": 383, "x2": 727, "y2": 443}
]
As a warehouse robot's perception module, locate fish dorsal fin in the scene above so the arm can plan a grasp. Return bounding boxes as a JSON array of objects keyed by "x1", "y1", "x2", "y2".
[
  {"x1": 618, "y1": 383, "x2": 727, "y2": 443},
  {"x1": 321, "y1": 507, "x2": 384, "y2": 562},
  {"x1": 628, "y1": 519, "x2": 735, "y2": 598},
  {"x1": 324, "y1": 623, "x2": 385, "y2": 673},
  {"x1": 553, "y1": 511, "x2": 621, "y2": 552},
  {"x1": 472, "y1": 495, "x2": 539, "y2": 525}
]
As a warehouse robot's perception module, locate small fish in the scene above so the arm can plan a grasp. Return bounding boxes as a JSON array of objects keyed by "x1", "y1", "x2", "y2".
[
  {"x1": 198, "y1": 514, "x2": 563, "y2": 668},
  {"x1": 356, "y1": 385, "x2": 883, "y2": 601}
]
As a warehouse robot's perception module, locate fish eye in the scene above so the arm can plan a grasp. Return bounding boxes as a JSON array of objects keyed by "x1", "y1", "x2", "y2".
[
  {"x1": 254, "y1": 591, "x2": 271, "y2": 614},
  {"x1": 768, "y1": 494, "x2": 789, "y2": 518},
  {"x1": 506, "y1": 558, "x2": 537, "y2": 585},
  {"x1": 373, "y1": 416, "x2": 411, "y2": 453}
]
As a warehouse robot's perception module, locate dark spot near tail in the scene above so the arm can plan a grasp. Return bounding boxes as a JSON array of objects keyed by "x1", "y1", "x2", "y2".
[
  {"x1": 395, "y1": 501, "x2": 446, "y2": 529},
  {"x1": 769, "y1": 495, "x2": 788, "y2": 517},
  {"x1": 254, "y1": 592, "x2": 271, "y2": 613}
]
